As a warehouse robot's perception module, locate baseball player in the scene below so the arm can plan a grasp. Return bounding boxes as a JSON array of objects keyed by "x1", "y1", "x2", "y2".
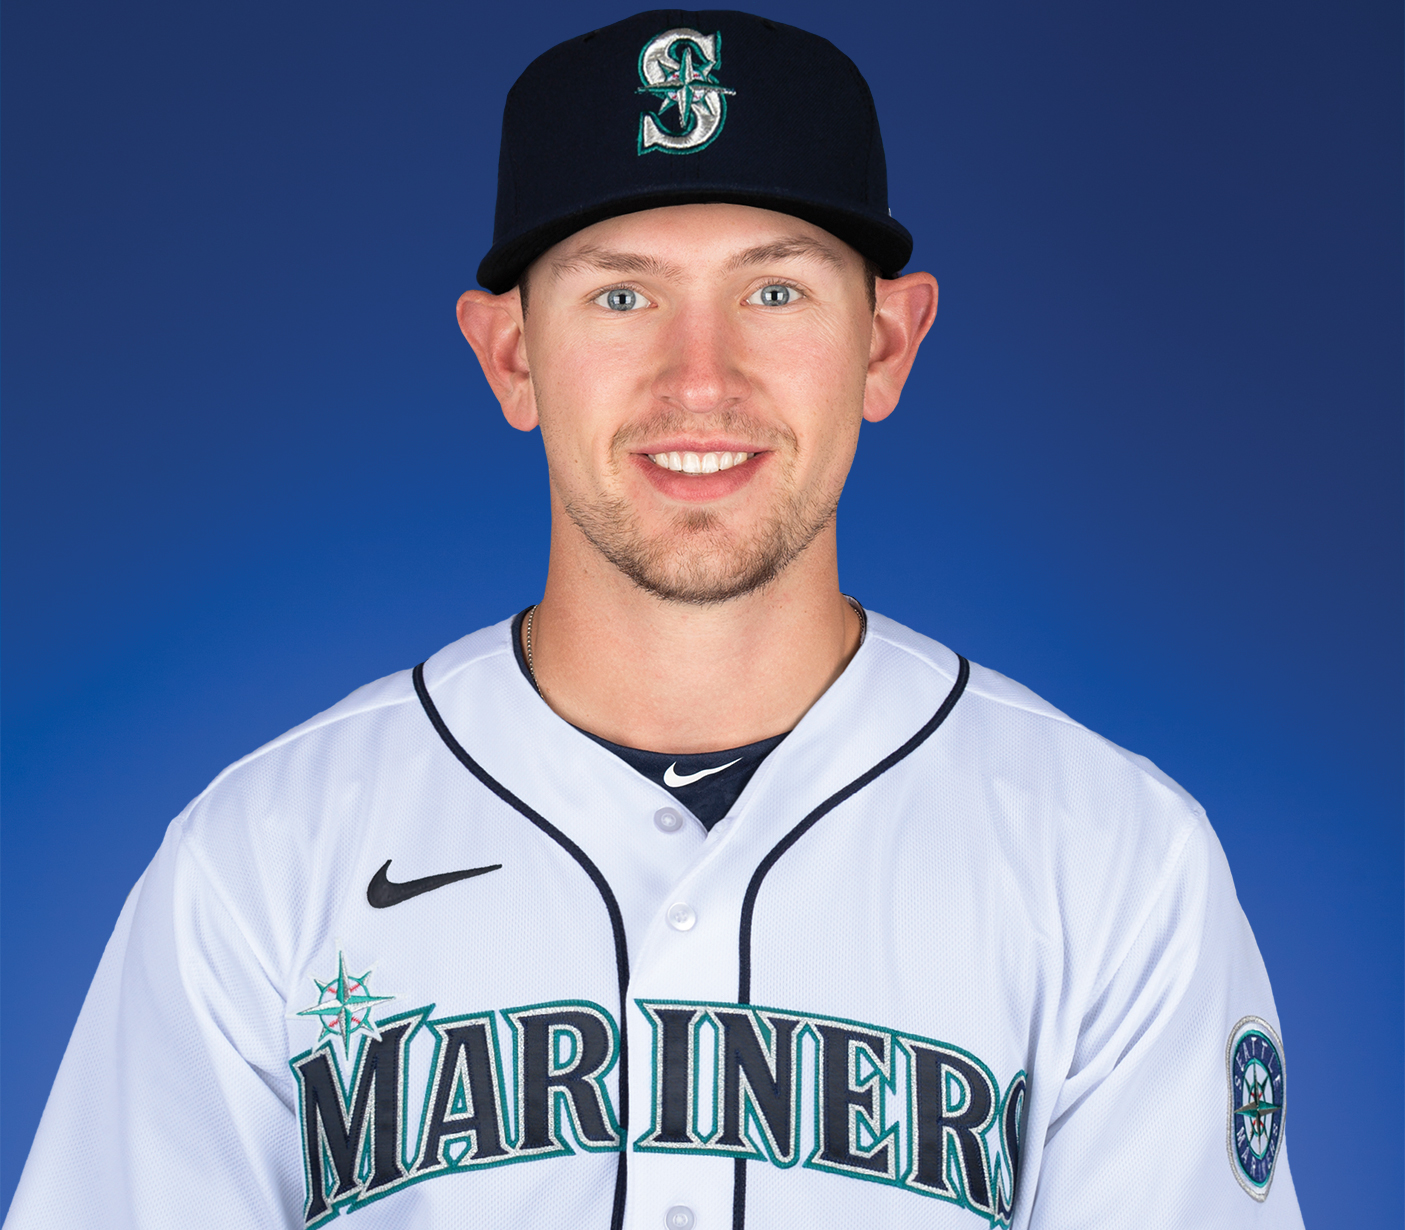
[{"x1": 8, "y1": 11, "x2": 1302, "y2": 1229}]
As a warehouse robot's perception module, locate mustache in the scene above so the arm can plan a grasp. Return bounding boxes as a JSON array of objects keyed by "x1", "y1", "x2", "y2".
[{"x1": 610, "y1": 409, "x2": 796, "y2": 454}]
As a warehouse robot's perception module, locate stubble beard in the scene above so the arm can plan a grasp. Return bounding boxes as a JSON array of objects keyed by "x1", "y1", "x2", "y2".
[{"x1": 559, "y1": 413, "x2": 844, "y2": 606}]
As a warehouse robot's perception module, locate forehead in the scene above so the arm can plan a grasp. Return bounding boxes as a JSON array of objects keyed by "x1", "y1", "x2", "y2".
[{"x1": 537, "y1": 203, "x2": 863, "y2": 284}]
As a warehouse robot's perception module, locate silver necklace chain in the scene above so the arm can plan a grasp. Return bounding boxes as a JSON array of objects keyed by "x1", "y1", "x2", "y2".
[
  {"x1": 846, "y1": 594, "x2": 868, "y2": 643},
  {"x1": 524, "y1": 598, "x2": 865, "y2": 692}
]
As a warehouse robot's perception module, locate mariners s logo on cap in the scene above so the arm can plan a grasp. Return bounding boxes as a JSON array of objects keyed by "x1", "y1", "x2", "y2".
[{"x1": 637, "y1": 28, "x2": 735, "y2": 154}]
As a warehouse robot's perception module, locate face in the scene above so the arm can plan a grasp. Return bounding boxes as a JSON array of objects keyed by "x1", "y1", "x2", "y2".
[{"x1": 517, "y1": 204, "x2": 878, "y2": 605}]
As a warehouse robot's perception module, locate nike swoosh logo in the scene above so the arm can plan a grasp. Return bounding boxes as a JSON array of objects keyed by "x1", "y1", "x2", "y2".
[
  {"x1": 663, "y1": 758, "x2": 742, "y2": 788},
  {"x1": 366, "y1": 859, "x2": 502, "y2": 909}
]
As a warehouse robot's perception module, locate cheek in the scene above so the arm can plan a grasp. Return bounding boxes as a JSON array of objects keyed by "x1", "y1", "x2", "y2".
[
  {"x1": 750, "y1": 316, "x2": 870, "y2": 440},
  {"x1": 760, "y1": 301, "x2": 868, "y2": 381},
  {"x1": 530, "y1": 314, "x2": 655, "y2": 409},
  {"x1": 527, "y1": 326, "x2": 653, "y2": 484}
]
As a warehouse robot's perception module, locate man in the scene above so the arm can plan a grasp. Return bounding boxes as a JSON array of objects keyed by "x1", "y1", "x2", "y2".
[{"x1": 8, "y1": 11, "x2": 1302, "y2": 1229}]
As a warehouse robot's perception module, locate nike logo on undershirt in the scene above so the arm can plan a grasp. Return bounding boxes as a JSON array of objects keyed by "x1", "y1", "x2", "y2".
[
  {"x1": 366, "y1": 859, "x2": 502, "y2": 909},
  {"x1": 663, "y1": 758, "x2": 742, "y2": 787}
]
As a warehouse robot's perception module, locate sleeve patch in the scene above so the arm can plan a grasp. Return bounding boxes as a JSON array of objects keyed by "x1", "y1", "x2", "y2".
[{"x1": 1226, "y1": 1016, "x2": 1285, "y2": 1200}]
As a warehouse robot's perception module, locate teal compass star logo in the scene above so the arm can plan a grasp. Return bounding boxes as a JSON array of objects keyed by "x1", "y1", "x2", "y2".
[
  {"x1": 296, "y1": 952, "x2": 394, "y2": 1054},
  {"x1": 639, "y1": 41, "x2": 728, "y2": 131},
  {"x1": 1234, "y1": 1067, "x2": 1282, "y2": 1151}
]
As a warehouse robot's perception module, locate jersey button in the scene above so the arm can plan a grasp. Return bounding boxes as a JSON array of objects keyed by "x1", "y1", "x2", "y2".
[
  {"x1": 666, "y1": 902, "x2": 697, "y2": 931},
  {"x1": 664, "y1": 1207, "x2": 695, "y2": 1229},
  {"x1": 654, "y1": 807, "x2": 684, "y2": 833}
]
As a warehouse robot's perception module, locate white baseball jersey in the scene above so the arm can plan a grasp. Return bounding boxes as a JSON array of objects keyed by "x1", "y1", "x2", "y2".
[{"x1": 8, "y1": 612, "x2": 1302, "y2": 1229}]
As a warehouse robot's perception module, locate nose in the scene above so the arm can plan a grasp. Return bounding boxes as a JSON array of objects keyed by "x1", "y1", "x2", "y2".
[{"x1": 651, "y1": 300, "x2": 750, "y2": 414}]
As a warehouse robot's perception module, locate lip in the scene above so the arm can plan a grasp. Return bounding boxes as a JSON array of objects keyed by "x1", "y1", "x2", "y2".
[{"x1": 630, "y1": 450, "x2": 768, "y2": 503}]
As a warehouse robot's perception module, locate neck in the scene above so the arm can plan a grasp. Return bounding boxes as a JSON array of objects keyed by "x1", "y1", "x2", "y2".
[{"x1": 525, "y1": 523, "x2": 862, "y2": 753}]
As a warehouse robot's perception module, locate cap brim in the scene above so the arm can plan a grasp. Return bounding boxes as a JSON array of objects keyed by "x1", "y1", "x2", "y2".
[{"x1": 476, "y1": 186, "x2": 914, "y2": 294}]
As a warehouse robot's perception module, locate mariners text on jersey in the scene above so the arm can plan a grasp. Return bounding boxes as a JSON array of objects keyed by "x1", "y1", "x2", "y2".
[
  {"x1": 288, "y1": 987, "x2": 1026, "y2": 1226},
  {"x1": 8, "y1": 613, "x2": 1302, "y2": 1229}
]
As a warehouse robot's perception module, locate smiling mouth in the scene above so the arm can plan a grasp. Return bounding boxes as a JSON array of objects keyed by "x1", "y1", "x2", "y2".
[{"x1": 647, "y1": 451, "x2": 756, "y2": 474}]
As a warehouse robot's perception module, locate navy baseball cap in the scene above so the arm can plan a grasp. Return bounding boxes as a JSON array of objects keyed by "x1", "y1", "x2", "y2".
[{"x1": 477, "y1": 10, "x2": 913, "y2": 293}]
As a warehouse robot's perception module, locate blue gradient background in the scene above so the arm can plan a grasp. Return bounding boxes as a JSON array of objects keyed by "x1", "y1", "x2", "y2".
[{"x1": 3, "y1": 1, "x2": 1400, "y2": 1221}]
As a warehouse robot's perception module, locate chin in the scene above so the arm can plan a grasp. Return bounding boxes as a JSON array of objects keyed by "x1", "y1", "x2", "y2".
[
  {"x1": 614, "y1": 520, "x2": 818, "y2": 605},
  {"x1": 630, "y1": 562, "x2": 780, "y2": 605},
  {"x1": 565, "y1": 485, "x2": 839, "y2": 606}
]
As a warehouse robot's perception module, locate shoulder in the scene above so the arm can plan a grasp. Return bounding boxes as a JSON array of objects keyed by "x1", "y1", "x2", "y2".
[
  {"x1": 865, "y1": 610, "x2": 1209, "y2": 862},
  {"x1": 137, "y1": 619, "x2": 523, "y2": 978},
  {"x1": 871, "y1": 610, "x2": 1199, "y2": 790},
  {"x1": 173, "y1": 618, "x2": 518, "y2": 846},
  {"x1": 865, "y1": 614, "x2": 1230, "y2": 991}
]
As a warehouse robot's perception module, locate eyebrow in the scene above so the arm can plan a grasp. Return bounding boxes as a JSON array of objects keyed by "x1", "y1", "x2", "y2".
[
  {"x1": 548, "y1": 245, "x2": 687, "y2": 282},
  {"x1": 723, "y1": 236, "x2": 847, "y2": 273}
]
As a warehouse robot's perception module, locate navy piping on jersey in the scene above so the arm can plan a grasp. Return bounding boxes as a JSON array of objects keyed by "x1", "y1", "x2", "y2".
[
  {"x1": 730, "y1": 653, "x2": 970, "y2": 1230},
  {"x1": 412, "y1": 662, "x2": 631, "y2": 1230}
]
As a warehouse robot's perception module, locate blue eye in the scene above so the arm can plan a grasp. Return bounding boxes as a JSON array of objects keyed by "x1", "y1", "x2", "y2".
[
  {"x1": 604, "y1": 288, "x2": 638, "y2": 311},
  {"x1": 756, "y1": 285, "x2": 792, "y2": 306}
]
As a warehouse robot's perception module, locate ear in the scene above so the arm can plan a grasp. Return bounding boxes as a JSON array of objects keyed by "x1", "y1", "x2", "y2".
[
  {"x1": 456, "y1": 287, "x2": 538, "y2": 431},
  {"x1": 862, "y1": 272, "x2": 938, "y2": 423}
]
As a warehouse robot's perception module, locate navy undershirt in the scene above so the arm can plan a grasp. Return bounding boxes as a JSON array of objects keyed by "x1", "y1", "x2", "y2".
[{"x1": 510, "y1": 608, "x2": 787, "y2": 830}]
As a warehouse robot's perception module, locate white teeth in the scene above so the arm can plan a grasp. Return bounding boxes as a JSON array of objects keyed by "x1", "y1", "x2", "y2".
[{"x1": 648, "y1": 451, "x2": 752, "y2": 473}]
